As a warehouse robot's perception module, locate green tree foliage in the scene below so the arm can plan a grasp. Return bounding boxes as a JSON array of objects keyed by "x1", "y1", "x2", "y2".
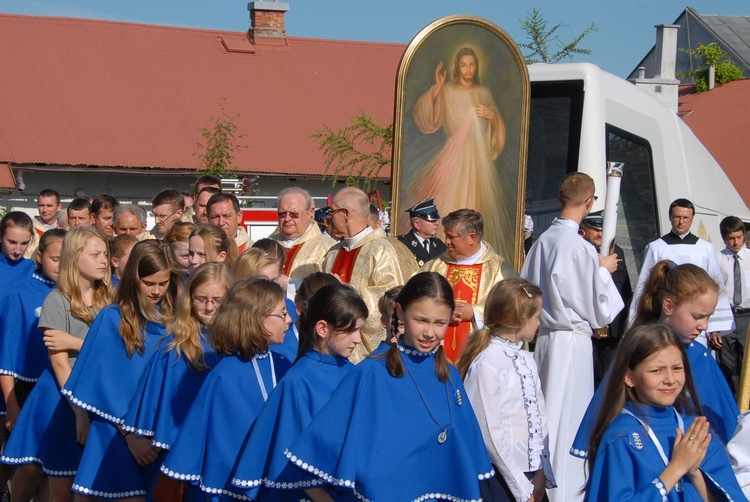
[
  {"x1": 194, "y1": 97, "x2": 248, "y2": 177},
  {"x1": 520, "y1": 8, "x2": 598, "y2": 64},
  {"x1": 311, "y1": 111, "x2": 393, "y2": 192},
  {"x1": 680, "y1": 43, "x2": 744, "y2": 93}
]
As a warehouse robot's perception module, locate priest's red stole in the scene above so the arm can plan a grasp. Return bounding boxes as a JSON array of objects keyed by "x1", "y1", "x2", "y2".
[
  {"x1": 330, "y1": 247, "x2": 363, "y2": 283},
  {"x1": 283, "y1": 244, "x2": 303, "y2": 275},
  {"x1": 238, "y1": 242, "x2": 248, "y2": 255},
  {"x1": 444, "y1": 263, "x2": 482, "y2": 362}
]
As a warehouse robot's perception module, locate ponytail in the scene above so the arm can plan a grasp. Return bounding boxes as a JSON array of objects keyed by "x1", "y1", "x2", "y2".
[
  {"x1": 456, "y1": 326, "x2": 492, "y2": 379},
  {"x1": 385, "y1": 309, "x2": 405, "y2": 378},
  {"x1": 633, "y1": 260, "x2": 671, "y2": 326}
]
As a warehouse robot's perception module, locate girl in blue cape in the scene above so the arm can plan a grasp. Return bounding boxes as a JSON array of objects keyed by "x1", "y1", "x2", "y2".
[
  {"x1": 232, "y1": 281, "x2": 368, "y2": 500},
  {"x1": 236, "y1": 240, "x2": 300, "y2": 363},
  {"x1": 160, "y1": 277, "x2": 292, "y2": 501},
  {"x1": 572, "y1": 262, "x2": 741, "y2": 460},
  {"x1": 1, "y1": 227, "x2": 114, "y2": 501},
  {"x1": 123, "y1": 263, "x2": 232, "y2": 471},
  {"x1": 0, "y1": 229, "x2": 65, "y2": 426},
  {"x1": 0, "y1": 212, "x2": 36, "y2": 300},
  {"x1": 62, "y1": 239, "x2": 181, "y2": 501},
  {"x1": 584, "y1": 323, "x2": 744, "y2": 500},
  {"x1": 286, "y1": 272, "x2": 495, "y2": 502},
  {"x1": 459, "y1": 279, "x2": 556, "y2": 502}
]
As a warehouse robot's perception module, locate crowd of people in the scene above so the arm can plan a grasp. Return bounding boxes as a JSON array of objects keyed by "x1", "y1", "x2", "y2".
[{"x1": 0, "y1": 172, "x2": 747, "y2": 502}]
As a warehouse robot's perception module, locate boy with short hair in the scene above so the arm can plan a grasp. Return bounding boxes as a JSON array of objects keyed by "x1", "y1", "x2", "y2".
[
  {"x1": 149, "y1": 189, "x2": 184, "y2": 238},
  {"x1": 109, "y1": 234, "x2": 138, "y2": 288}
]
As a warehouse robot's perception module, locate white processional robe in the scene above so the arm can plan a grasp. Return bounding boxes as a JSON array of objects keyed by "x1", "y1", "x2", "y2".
[
  {"x1": 629, "y1": 232, "x2": 734, "y2": 343},
  {"x1": 521, "y1": 218, "x2": 623, "y2": 502}
]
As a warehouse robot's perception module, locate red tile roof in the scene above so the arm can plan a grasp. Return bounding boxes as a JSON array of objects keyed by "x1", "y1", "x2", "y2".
[
  {"x1": 0, "y1": 14, "x2": 405, "y2": 176},
  {"x1": 678, "y1": 79, "x2": 750, "y2": 206}
]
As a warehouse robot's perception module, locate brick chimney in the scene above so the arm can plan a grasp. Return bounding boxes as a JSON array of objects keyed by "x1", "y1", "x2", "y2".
[{"x1": 248, "y1": 1, "x2": 289, "y2": 42}]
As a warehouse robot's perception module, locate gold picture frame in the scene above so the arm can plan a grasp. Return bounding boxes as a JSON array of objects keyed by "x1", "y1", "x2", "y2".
[{"x1": 391, "y1": 15, "x2": 530, "y2": 271}]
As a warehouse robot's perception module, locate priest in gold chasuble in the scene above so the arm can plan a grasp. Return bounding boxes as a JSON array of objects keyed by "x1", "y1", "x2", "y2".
[
  {"x1": 323, "y1": 188, "x2": 412, "y2": 363},
  {"x1": 270, "y1": 187, "x2": 335, "y2": 281},
  {"x1": 420, "y1": 209, "x2": 517, "y2": 362}
]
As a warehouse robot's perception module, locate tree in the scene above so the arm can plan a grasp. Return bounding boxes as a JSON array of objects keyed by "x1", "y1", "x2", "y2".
[
  {"x1": 310, "y1": 111, "x2": 393, "y2": 192},
  {"x1": 194, "y1": 97, "x2": 248, "y2": 177},
  {"x1": 519, "y1": 8, "x2": 598, "y2": 64},
  {"x1": 680, "y1": 43, "x2": 744, "y2": 93}
]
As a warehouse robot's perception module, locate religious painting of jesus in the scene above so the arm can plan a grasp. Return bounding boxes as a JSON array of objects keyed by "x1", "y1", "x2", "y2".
[{"x1": 391, "y1": 16, "x2": 530, "y2": 270}]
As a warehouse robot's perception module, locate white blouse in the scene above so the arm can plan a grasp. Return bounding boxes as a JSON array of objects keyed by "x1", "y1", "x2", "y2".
[{"x1": 464, "y1": 336, "x2": 554, "y2": 502}]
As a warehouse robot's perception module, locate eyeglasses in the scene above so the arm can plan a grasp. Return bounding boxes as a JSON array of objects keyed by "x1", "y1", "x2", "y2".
[
  {"x1": 193, "y1": 297, "x2": 224, "y2": 307},
  {"x1": 268, "y1": 311, "x2": 289, "y2": 320},
  {"x1": 330, "y1": 207, "x2": 348, "y2": 216},
  {"x1": 586, "y1": 195, "x2": 599, "y2": 203},
  {"x1": 150, "y1": 209, "x2": 180, "y2": 221},
  {"x1": 670, "y1": 215, "x2": 692, "y2": 221},
  {"x1": 277, "y1": 211, "x2": 301, "y2": 220}
]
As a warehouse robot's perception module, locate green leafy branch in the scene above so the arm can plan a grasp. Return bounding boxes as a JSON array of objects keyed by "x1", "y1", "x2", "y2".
[
  {"x1": 194, "y1": 97, "x2": 249, "y2": 177},
  {"x1": 519, "y1": 8, "x2": 598, "y2": 64},
  {"x1": 679, "y1": 43, "x2": 744, "y2": 93},
  {"x1": 311, "y1": 111, "x2": 393, "y2": 192}
]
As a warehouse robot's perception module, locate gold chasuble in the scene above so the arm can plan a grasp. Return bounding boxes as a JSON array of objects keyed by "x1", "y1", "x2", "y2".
[
  {"x1": 270, "y1": 223, "x2": 336, "y2": 281},
  {"x1": 444, "y1": 263, "x2": 483, "y2": 361},
  {"x1": 739, "y1": 334, "x2": 750, "y2": 412},
  {"x1": 235, "y1": 227, "x2": 253, "y2": 255},
  {"x1": 420, "y1": 242, "x2": 517, "y2": 362},
  {"x1": 323, "y1": 228, "x2": 411, "y2": 363}
]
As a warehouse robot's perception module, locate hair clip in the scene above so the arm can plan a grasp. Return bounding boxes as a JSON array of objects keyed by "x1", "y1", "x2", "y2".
[
  {"x1": 390, "y1": 336, "x2": 398, "y2": 344},
  {"x1": 482, "y1": 325, "x2": 492, "y2": 332},
  {"x1": 521, "y1": 285, "x2": 533, "y2": 298},
  {"x1": 666, "y1": 261, "x2": 678, "y2": 272}
]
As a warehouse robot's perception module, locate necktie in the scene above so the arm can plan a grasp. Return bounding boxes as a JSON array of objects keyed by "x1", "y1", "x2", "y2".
[
  {"x1": 734, "y1": 254, "x2": 742, "y2": 307},
  {"x1": 423, "y1": 239, "x2": 430, "y2": 254}
]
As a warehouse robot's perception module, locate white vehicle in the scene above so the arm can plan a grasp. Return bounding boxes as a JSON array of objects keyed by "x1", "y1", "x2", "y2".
[{"x1": 525, "y1": 62, "x2": 749, "y2": 282}]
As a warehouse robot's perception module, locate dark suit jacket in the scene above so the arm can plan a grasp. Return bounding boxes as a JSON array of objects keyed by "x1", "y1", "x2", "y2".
[{"x1": 396, "y1": 231, "x2": 447, "y2": 268}]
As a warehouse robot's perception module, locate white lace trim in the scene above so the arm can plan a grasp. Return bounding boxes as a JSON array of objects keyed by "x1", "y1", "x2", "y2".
[
  {"x1": 0, "y1": 369, "x2": 39, "y2": 382},
  {"x1": 61, "y1": 389, "x2": 123, "y2": 425},
  {"x1": 72, "y1": 484, "x2": 146, "y2": 499},
  {"x1": 651, "y1": 478, "x2": 668, "y2": 502},
  {"x1": 255, "y1": 349, "x2": 271, "y2": 359},
  {"x1": 120, "y1": 424, "x2": 155, "y2": 436},
  {"x1": 160, "y1": 465, "x2": 250, "y2": 500},
  {"x1": 569, "y1": 447, "x2": 587, "y2": 459},
  {"x1": 283, "y1": 449, "x2": 493, "y2": 502},
  {"x1": 703, "y1": 471, "x2": 736, "y2": 502},
  {"x1": 397, "y1": 345, "x2": 436, "y2": 357},
  {"x1": 502, "y1": 347, "x2": 545, "y2": 470},
  {"x1": 232, "y1": 476, "x2": 324, "y2": 490},
  {"x1": 153, "y1": 439, "x2": 170, "y2": 450},
  {"x1": 0, "y1": 455, "x2": 76, "y2": 477}
]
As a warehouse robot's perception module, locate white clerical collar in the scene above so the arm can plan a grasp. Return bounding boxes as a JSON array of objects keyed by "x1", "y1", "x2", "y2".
[
  {"x1": 672, "y1": 230, "x2": 691, "y2": 239},
  {"x1": 455, "y1": 242, "x2": 486, "y2": 265},
  {"x1": 280, "y1": 223, "x2": 312, "y2": 248},
  {"x1": 343, "y1": 226, "x2": 373, "y2": 250}
]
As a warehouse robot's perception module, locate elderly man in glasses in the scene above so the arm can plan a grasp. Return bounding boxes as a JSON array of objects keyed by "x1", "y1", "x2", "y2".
[{"x1": 270, "y1": 187, "x2": 335, "y2": 281}]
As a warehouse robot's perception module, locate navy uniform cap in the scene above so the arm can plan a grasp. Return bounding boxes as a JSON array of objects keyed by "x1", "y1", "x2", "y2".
[
  {"x1": 406, "y1": 198, "x2": 440, "y2": 221},
  {"x1": 315, "y1": 206, "x2": 331, "y2": 225},
  {"x1": 581, "y1": 215, "x2": 603, "y2": 230}
]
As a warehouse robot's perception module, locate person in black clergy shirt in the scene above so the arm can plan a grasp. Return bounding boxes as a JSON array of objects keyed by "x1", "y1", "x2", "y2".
[
  {"x1": 396, "y1": 198, "x2": 447, "y2": 268},
  {"x1": 579, "y1": 213, "x2": 633, "y2": 388}
]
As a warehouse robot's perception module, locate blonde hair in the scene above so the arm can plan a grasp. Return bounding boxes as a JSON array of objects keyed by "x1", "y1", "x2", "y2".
[
  {"x1": 57, "y1": 227, "x2": 115, "y2": 324},
  {"x1": 233, "y1": 248, "x2": 280, "y2": 280},
  {"x1": 165, "y1": 221, "x2": 196, "y2": 246},
  {"x1": 109, "y1": 234, "x2": 138, "y2": 260},
  {"x1": 210, "y1": 277, "x2": 284, "y2": 358},
  {"x1": 116, "y1": 240, "x2": 181, "y2": 357},
  {"x1": 558, "y1": 172, "x2": 595, "y2": 206},
  {"x1": 166, "y1": 263, "x2": 233, "y2": 371},
  {"x1": 191, "y1": 225, "x2": 237, "y2": 267},
  {"x1": 457, "y1": 279, "x2": 542, "y2": 379}
]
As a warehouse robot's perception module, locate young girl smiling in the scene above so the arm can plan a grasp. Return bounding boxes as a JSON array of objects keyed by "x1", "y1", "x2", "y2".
[
  {"x1": 584, "y1": 324, "x2": 743, "y2": 500},
  {"x1": 286, "y1": 272, "x2": 494, "y2": 502}
]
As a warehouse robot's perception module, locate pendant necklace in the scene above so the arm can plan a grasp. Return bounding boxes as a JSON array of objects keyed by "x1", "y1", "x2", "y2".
[{"x1": 402, "y1": 354, "x2": 452, "y2": 444}]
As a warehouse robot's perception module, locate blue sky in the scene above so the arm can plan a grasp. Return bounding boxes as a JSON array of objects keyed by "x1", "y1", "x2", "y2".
[{"x1": 2, "y1": 1, "x2": 748, "y2": 77}]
